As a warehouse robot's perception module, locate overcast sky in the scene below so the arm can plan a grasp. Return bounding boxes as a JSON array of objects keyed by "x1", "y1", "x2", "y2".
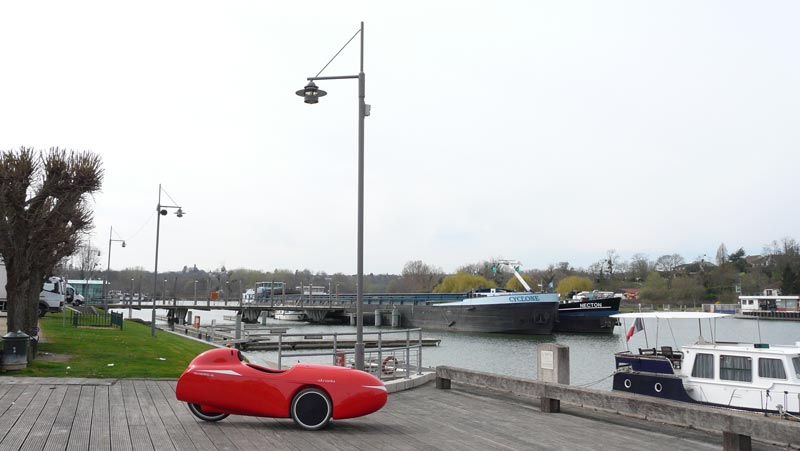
[{"x1": 1, "y1": 1, "x2": 798, "y2": 275}]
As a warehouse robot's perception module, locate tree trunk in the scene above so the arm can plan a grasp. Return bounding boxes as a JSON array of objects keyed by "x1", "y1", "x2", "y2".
[{"x1": 5, "y1": 261, "x2": 42, "y2": 361}]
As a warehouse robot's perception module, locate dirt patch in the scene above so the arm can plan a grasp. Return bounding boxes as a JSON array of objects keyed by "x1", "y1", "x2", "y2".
[{"x1": 36, "y1": 352, "x2": 72, "y2": 363}]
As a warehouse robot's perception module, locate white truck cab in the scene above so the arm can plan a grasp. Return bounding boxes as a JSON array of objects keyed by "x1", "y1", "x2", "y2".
[{"x1": 39, "y1": 276, "x2": 66, "y2": 317}]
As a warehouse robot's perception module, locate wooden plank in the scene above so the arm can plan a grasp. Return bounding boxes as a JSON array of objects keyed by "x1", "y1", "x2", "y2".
[
  {"x1": 143, "y1": 380, "x2": 196, "y2": 451},
  {"x1": 0, "y1": 384, "x2": 37, "y2": 442},
  {"x1": 66, "y1": 385, "x2": 94, "y2": 451},
  {"x1": 89, "y1": 386, "x2": 111, "y2": 451},
  {"x1": 133, "y1": 380, "x2": 176, "y2": 451},
  {"x1": 155, "y1": 381, "x2": 218, "y2": 451},
  {"x1": 1, "y1": 385, "x2": 52, "y2": 450},
  {"x1": 120, "y1": 380, "x2": 154, "y2": 451},
  {"x1": 108, "y1": 383, "x2": 133, "y2": 451},
  {"x1": 43, "y1": 385, "x2": 81, "y2": 451},
  {"x1": 1, "y1": 377, "x2": 792, "y2": 451},
  {"x1": 0, "y1": 383, "x2": 15, "y2": 415},
  {"x1": 19, "y1": 385, "x2": 67, "y2": 451},
  {"x1": 108, "y1": 382, "x2": 133, "y2": 451}
]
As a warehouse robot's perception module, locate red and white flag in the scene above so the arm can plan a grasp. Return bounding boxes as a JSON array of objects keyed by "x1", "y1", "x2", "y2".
[{"x1": 626, "y1": 318, "x2": 644, "y2": 342}]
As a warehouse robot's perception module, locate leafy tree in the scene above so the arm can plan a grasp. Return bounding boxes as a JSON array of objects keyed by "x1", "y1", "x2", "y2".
[
  {"x1": 781, "y1": 264, "x2": 798, "y2": 295},
  {"x1": 556, "y1": 276, "x2": 592, "y2": 298},
  {"x1": 669, "y1": 276, "x2": 705, "y2": 304},
  {"x1": 727, "y1": 248, "x2": 747, "y2": 272},
  {"x1": 505, "y1": 274, "x2": 534, "y2": 292},
  {"x1": 433, "y1": 273, "x2": 496, "y2": 293},
  {"x1": 639, "y1": 272, "x2": 669, "y2": 302},
  {"x1": 0, "y1": 148, "x2": 102, "y2": 344}
]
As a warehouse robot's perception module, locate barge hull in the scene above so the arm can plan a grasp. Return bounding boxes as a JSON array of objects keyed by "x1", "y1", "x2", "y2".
[
  {"x1": 553, "y1": 297, "x2": 621, "y2": 334},
  {"x1": 363, "y1": 302, "x2": 559, "y2": 335}
]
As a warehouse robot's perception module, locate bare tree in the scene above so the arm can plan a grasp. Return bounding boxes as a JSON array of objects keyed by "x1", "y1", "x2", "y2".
[
  {"x1": 75, "y1": 241, "x2": 102, "y2": 279},
  {"x1": 715, "y1": 243, "x2": 728, "y2": 266},
  {"x1": 0, "y1": 148, "x2": 102, "y2": 342},
  {"x1": 388, "y1": 260, "x2": 442, "y2": 293},
  {"x1": 655, "y1": 254, "x2": 685, "y2": 274},
  {"x1": 628, "y1": 253, "x2": 651, "y2": 282}
]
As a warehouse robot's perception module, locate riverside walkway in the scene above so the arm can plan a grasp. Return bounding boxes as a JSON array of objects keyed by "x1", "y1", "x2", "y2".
[{"x1": 0, "y1": 377, "x2": 788, "y2": 451}]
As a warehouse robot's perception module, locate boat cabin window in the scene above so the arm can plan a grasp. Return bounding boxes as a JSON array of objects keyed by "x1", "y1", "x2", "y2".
[
  {"x1": 758, "y1": 358, "x2": 787, "y2": 380},
  {"x1": 691, "y1": 353, "x2": 714, "y2": 379},
  {"x1": 793, "y1": 357, "x2": 800, "y2": 378},
  {"x1": 720, "y1": 355, "x2": 752, "y2": 382}
]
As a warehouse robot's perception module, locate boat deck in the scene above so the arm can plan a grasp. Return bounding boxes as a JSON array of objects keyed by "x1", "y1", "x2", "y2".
[{"x1": 0, "y1": 377, "x2": 787, "y2": 450}]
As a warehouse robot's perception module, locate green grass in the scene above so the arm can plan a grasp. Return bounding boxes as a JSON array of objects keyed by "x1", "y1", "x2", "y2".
[{"x1": 11, "y1": 312, "x2": 214, "y2": 378}]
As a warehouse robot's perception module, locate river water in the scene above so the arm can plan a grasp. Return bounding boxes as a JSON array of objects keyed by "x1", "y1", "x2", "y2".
[{"x1": 113, "y1": 308, "x2": 800, "y2": 391}]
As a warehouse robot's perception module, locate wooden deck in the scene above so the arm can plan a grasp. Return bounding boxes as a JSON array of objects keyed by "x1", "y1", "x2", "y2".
[{"x1": 0, "y1": 378, "x2": 786, "y2": 451}]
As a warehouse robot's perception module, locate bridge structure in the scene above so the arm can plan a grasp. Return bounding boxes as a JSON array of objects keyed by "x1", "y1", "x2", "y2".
[{"x1": 105, "y1": 292, "x2": 467, "y2": 324}]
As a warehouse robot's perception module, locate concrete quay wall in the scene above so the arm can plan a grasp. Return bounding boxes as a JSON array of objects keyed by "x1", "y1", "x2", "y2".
[{"x1": 436, "y1": 366, "x2": 800, "y2": 450}]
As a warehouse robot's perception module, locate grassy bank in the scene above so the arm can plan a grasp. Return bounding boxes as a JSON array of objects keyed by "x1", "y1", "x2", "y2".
[{"x1": 12, "y1": 312, "x2": 214, "y2": 378}]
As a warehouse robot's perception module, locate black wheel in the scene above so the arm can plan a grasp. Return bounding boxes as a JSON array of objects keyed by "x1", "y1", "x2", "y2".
[
  {"x1": 38, "y1": 304, "x2": 47, "y2": 318},
  {"x1": 187, "y1": 403, "x2": 229, "y2": 422},
  {"x1": 290, "y1": 388, "x2": 332, "y2": 430}
]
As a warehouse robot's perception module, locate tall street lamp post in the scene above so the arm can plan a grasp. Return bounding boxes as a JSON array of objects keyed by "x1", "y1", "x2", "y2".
[
  {"x1": 151, "y1": 184, "x2": 184, "y2": 337},
  {"x1": 296, "y1": 21, "x2": 369, "y2": 371},
  {"x1": 103, "y1": 226, "x2": 126, "y2": 310}
]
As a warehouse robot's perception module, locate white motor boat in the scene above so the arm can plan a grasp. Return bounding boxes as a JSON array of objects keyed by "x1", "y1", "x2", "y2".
[{"x1": 612, "y1": 312, "x2": 800, "y2": 416}]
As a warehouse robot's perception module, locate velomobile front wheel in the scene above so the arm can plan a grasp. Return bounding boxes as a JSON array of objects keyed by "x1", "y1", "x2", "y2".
[
  {"x1": 290, "y1": 388, "x2": 332, "y2": 430},
  {"x1": 188, "y1": 403, "x2": 229, "y2": 422}
]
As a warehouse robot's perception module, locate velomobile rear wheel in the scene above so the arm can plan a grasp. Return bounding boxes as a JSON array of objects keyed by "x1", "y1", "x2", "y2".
[
  {"x1": 188, "y1": 403, "x2": 229, "y2": 422},
  {"x1": 290, "y1": 388, "x2": 332, "y2": 430}
]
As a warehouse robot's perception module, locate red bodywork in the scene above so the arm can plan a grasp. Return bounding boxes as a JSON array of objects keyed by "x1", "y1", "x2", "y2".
[{"x1": 176, "y1": 348, "x2": 387, "y2": 420}]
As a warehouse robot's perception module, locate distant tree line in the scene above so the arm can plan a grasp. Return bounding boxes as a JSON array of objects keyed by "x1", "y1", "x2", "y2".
[{"x1": 58, "y1": 238, "x2": 800, "y2": 305}]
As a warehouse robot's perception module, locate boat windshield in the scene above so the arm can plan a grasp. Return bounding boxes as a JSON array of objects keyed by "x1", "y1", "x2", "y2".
[{"x1": 794, "y1": 356, "x2": 800, "y2": 378}]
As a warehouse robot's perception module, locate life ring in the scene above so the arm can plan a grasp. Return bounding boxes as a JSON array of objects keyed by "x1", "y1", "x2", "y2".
[{"x1": 381, "y1": 356, "x2": 397, "y2": 375}]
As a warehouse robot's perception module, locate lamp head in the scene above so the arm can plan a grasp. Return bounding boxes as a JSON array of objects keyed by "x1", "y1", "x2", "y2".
[
  {"x1": 121, "y1": 241, "x2": 126, "y2": 248},
  {"x1": 175, "y1": 208, "x2": 184, "y2": 218},
  {"x1": 295, "y1": 81, "x2": 327, "y2": 104}
]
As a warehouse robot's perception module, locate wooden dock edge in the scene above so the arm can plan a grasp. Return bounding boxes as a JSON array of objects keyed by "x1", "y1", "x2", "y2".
[{"x1": 435, "y1": 366, "x2": 800, "y2": 451}]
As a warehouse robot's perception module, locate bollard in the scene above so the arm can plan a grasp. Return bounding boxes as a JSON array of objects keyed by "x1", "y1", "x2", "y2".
[
  {"x1": 374, "y1": 310, "x2": 382, "y2": 327},
  {"x1": 349, "y1": 313, "x2": 356, "y2": 326},
  {"x1": 538, "y1": 343, "x2": 570, "y2": 413},
  {"x1": 723, "y1": 431, "x2": 752, "y2": 451},
  {"x1": 260, "y1": 311, "x2": 267, "y2": 326},
  {"x1": 391, "y1": 308, "x2": 401, "y2": 327}
]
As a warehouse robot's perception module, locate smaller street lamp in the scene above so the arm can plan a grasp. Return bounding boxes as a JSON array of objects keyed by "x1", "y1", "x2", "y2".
[
  {"x1": 103, "y1": 226, "x2": 126, "y2": 310},
  {"x1": 151, "y1": 183, "x2": 185, "y2": 337}
]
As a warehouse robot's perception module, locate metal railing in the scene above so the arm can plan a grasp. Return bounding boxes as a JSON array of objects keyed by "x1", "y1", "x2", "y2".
[
  {"x1": 274, "y1": 328, "x2": 425, "y2": 381},
  {"x1": 71, "y1": 310, "x2": 123, "y2": 329}
]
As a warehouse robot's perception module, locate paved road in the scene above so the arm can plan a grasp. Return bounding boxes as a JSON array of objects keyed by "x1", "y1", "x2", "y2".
[{"x1": 0, "y1": 378, "x2": 788, "y2": 451}]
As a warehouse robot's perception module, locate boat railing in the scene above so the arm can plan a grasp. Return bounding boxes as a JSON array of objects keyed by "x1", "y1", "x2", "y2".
[{"x1": 274, "y1": 328, "x2": 427, "y2": 381}]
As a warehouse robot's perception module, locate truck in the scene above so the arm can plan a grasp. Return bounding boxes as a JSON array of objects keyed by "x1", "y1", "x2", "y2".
[{"x1": 0, "y1": 258, "x2": 66, "y2": 317}]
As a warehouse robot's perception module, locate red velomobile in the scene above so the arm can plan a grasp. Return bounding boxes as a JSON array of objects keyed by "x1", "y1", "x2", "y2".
[{"x1": 176, "y1": 348, "x2": 388, "y2": 430}]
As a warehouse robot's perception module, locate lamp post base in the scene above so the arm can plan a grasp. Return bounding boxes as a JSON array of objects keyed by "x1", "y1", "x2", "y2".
[{"x1": 354, "y1": 342, "x2": 365, "y2": 371}]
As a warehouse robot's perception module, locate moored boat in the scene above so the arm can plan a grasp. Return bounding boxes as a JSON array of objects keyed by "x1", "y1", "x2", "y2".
[
  {"x1": 362, "y1": 261, "x2": 560, "y2": 334},
  {"x1": 553, "y1": 290, "x2": 622, "y2": 334},
  {"x1": 611, "y1": 312, "x2": 800, "y2": 416},
  {"x1": 274, "y1": 310, "x2": 308, "y2": 321}
]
